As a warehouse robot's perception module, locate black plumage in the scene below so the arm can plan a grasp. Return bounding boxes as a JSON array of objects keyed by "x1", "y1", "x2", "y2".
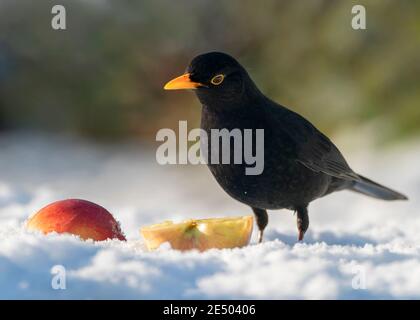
[{"x1": 164, "y1": 52, "x2": 407, "y2": 242}]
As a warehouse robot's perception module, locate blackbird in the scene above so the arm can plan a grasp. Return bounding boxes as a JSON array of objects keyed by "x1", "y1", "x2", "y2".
[{"x1": 164, "y1": 52, "x2": 407, "y2": 242}]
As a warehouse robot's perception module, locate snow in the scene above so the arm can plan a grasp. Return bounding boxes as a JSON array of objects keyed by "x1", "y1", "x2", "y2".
[{"x1": 0, "y1": 132, "x2": 419, "y2": 299}]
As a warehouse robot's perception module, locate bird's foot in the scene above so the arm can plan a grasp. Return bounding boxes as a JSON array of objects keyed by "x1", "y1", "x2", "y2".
[
  {"x1": 296, "y1": 206, "x2": 309, "y2": 242},
  {"x1": 297, "y1": 229, "x2": 305, "y2": 241},
  {"x1": 258, "y1": 230, "x2": 264, "y2": 243},
  {"x1": 252, "y1": 207, "x2": 268, "y2": 244}
]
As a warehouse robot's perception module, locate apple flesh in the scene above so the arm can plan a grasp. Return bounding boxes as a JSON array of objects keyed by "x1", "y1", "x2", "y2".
[
  {"x1": 27, "y1": 199, "x2": 126, "y2": 241},
  {"x1": 140, "y1": 216, "x2": 253, "y2": 251}
]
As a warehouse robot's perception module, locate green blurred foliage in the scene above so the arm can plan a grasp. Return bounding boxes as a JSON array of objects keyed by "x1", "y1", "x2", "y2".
[{"x1": 0, "y1": 0, "x2": 419, "y2": 143}]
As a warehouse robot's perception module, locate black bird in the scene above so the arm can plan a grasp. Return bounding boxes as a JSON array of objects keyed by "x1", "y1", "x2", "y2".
[{"x1": 164, "y1": 52, "x2": 407, "y2": 242}]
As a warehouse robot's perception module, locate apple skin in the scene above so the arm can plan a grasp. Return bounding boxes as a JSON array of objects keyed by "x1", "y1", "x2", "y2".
[
  {"x1": 141, "y1": 216, "x2": 253, "y2": 252},
  {"x1": 27, "y1": 199, "x2": 126, "y2": 241}
]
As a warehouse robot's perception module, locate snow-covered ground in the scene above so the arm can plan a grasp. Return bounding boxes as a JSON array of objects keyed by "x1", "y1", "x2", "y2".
[{"x1": 0, "y1": 132, "x2": 419, "y2": 299}]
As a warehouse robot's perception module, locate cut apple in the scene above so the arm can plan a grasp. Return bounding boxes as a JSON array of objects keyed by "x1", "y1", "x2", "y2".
[{"x1": 140, "y1": 216, "x2": 253, "y2": 251}]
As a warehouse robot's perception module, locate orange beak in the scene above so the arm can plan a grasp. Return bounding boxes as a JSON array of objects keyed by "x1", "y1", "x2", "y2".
[{"x1": 164, "y1": 73, "x2": 205, "y2": 90}]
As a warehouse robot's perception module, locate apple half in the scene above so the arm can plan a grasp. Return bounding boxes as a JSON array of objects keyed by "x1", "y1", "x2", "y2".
[{"x1": 140, "y1": 216, "x2": 253, "y2": 251}]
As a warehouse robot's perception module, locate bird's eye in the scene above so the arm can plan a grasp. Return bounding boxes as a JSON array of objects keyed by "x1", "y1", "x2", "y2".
[{"x1": 210, "y1": 74, "x2": 225, "y2": 85}]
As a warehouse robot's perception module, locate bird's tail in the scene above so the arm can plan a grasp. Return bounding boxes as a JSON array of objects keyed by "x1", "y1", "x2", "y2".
[{"x1": 349, "y1": 174, "x2": 408, "y2": 200}]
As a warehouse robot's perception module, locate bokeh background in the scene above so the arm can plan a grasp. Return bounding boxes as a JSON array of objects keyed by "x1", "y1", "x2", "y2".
[
  {"x1": 1, "y1": 0, "x2": 420, "y2": 299},
  {"x1": 1, "y1": 0, "x2": 419, "y2": 144}
]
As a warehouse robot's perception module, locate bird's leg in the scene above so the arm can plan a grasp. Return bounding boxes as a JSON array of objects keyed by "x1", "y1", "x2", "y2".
[
  {"x1": 296, "y1": 206, "x2": 309, "y2": 241},
  {"x1": 252, "y1": 207, "x2": 268, "y2": 243}
]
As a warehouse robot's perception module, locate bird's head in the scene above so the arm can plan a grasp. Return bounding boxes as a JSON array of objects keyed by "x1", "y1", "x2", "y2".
[{"x1": 164, "y1": 52, "x2": 259, "y2": 108}]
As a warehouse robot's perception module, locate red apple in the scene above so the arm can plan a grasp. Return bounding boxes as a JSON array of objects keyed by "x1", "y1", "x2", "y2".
[{"x1": 27, "y1": 199, "x2": 126, "y2": 241}]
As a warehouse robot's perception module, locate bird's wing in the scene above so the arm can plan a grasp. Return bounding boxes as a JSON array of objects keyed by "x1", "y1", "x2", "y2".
[{"x1": 270, "y1": 105, "x2": 360, "y2": 181}]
